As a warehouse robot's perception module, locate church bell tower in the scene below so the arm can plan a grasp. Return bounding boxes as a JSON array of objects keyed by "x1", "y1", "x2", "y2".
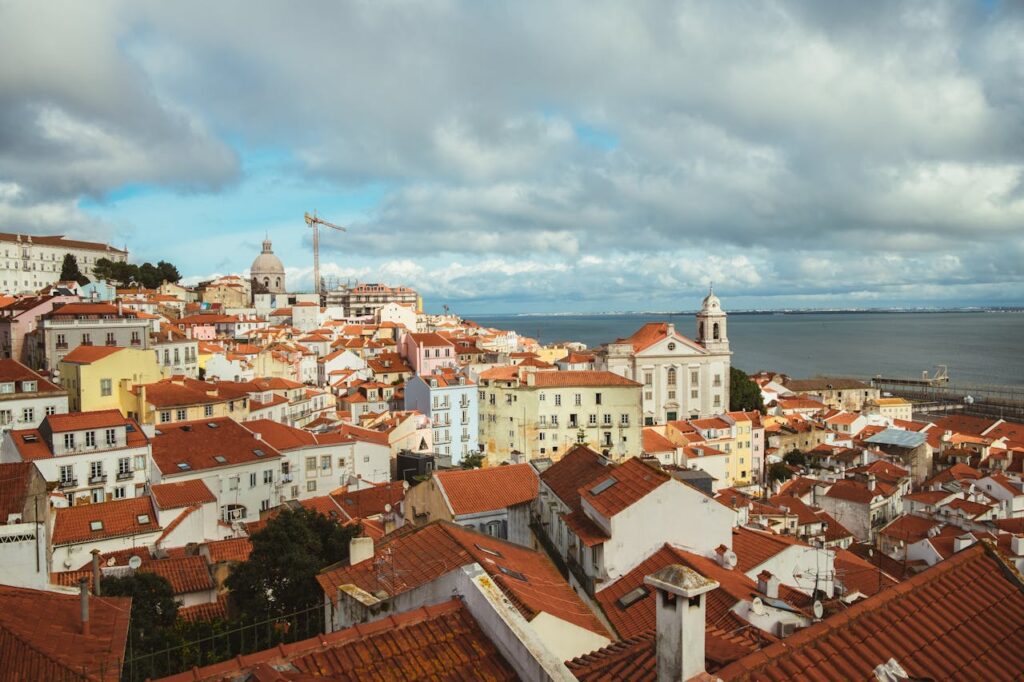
[{"x1": 696, "y1": 285, "x2": 729, "y2": 354}]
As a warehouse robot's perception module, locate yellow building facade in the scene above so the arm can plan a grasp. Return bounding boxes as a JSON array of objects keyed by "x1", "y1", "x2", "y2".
[{"x1": 59, "y1": 346, "x2": 164, "y2": 414}]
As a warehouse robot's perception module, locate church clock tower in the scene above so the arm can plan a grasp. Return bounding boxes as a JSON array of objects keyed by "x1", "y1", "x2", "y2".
[{"x1": 696, "y1": 285, "x2": 729, "y2": 354}]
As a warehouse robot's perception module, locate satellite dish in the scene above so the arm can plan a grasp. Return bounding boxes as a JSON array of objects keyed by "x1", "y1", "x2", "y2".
[
  {"x1": 964, "y1": 395, "x2": 975, "y2": 405},
  {"x1": 723, "y1": 550, "x2": 738, "y2": 569},
  {"x1": 128, "y1": 555, "x2": 143, "y2": 570},
  {"x1": 106, "y1": 557, "x2": 116, "y2": 567},
  {"x1": 813, "y1": 600, "x2": 824, "y2": 620},
  {"x1": 751, "y1": 597, "x2": 766, "y2": 616},
  {"x1": 383, "y1": 503, "x2": 392, "y2": 513}
]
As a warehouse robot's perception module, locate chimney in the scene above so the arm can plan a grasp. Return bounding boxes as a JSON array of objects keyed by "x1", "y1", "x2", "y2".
[
  {"x1": 349, "y1": 536, "x2": 374, "y2": 566},
  {"x1": 867, "y1": 474, "x2": 876, "y2": 492},
  {"x1": 79, "y1": 578, "x2": 90, "y2": 636},
  {"x1": 757, "y1": 570, "x2": 780, "y2": 599},
  {"x1": 117, "y1": 299, "x2": 123, "y2": 316},
  {"x1": 91, "y1": 549, "x2": 102, "y2": 597},
  {"x1": 644, "y1": 564, "x2": 719, "y2": 682},
  {"x1": 1012, "y1": 535, "x2": 1024, "y2": 557},
  {"x1": 953, "y1": 534, "x2": 975, "y2": 553}
]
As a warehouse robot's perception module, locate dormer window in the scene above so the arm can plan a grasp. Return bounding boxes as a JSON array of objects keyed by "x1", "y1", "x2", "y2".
[
  {"x1": 89, "y1": 520, "x2": 103, "y2": 532},
  {"x1": 0, "y1": 382, "x2": 14, "y2": 394}
]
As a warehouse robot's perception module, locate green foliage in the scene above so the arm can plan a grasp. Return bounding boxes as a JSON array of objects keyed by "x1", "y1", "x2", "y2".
[
  {"x1": 93, "y1": 257, "x2": 183, "y2": 288},
  {"x1": 59, "y1": 254, "x2": 90, "y2": 286},
  {"x1": 226, "y1": 507, "x2": 358, "y2": 622},
  {"x1": 782, "y1": 449, "x2": 807, "y2": 467},
  {"x1": 103, "y1": 572, "x2": 182, "y2": 679},
  {"x1": 729, "y1": 366, "x2": 765, "y2": 413},
  {"x1": 461, "y1": 452, "x2": 485, "y2": 469},
  {"x1": 769, "y1": 461, "x2": 793, "y2": 483}
]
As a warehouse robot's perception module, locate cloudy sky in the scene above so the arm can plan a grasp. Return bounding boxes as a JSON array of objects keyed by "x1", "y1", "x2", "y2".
[{"x1": 2, "y1": 1, "x2": 1023, "y2": 313}]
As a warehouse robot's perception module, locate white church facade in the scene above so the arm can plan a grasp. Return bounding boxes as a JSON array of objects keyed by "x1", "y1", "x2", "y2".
[{"x1": 598, "y1": 289, "x2": 731, "y2": 423}]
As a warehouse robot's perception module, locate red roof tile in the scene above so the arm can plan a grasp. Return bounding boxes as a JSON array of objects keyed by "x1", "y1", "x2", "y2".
[
  {"x1": 0, "y1": 359, "x2": 64, "y2": 393},
  {"x1": 0, "y1": 461, "x2": 34, "y2": 520},
  {"x1": 718, "y1": 543, "x2": 1024, "y2": 681},
  {"x1": 579, "y1": 457, "x2": 669, "y2": 519},
  {"x1": 45, "y1": 409, "x2": 137, "y2": 433},
  {"x1": 531, "y1": 370, "x2": 641, "y2": 388},
  {"x1": 151, "y1": 418, "x2": 281, "y2": 475},
  {"x1": 562, "y1": 509, "x2": 610, "y2": 547},
  {"x1": 140, "y1": 555, "x2": 214, "y2": 595},
  {"x1": 539, "y1": 444, "x2": 611, "y2": 511},
  {"x1": 60, "y1": 346, "x2": 126, "y2": 364},
  {"x1": 155, "y1": 599, "x2": 515, "y2": 682},
  {"x1": 52, "y1": 497, "x2": 160, "y2": 546},
  {"x1": 203, "y1": 537, "x2": 252, "y2": 564},
  {"x1": 317, "y1": 521, "x2": 607, "y2": 637},
  {"x1": 150, "y1": 480, "x2": 216, "y2": 509},
  {"x1": 330, "y1": 481, "x2": 405, "y2": 520},
  {"x1": 435, "y1": 463, "x2": 539, "y2": 515},
  {"x1": 0, "y1": 584, "x2": 131, "y2": 682},
  {"x1": 731, "y1": 526, "x2": 810, "y2": 573},
  {"x1": 177, "y1": 595, "x2": 228, "y2": 623}
]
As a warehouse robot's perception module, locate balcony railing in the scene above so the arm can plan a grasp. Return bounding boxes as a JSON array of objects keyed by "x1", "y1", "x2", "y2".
[
  {"x1": 58, "y1": 478, "x2": 78, "y2": 489},
  {"x1": 88, "y1": 474, "x2": 107, "y2": 484},
  {"x1": 566, "y1": 553, "x2": 596, "y2": 597},
  {"x1": 116, "y1": 471, "x2": 133, "y2": 481}
]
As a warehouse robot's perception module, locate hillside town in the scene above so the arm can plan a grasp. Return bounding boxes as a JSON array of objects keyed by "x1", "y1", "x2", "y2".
[{"x1": 1, "y1": 232, "x2": 1024, "y2": 682}]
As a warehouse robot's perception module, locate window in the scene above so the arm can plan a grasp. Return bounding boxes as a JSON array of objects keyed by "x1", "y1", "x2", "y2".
[
  {"x1": 307, "y1": 480, "x2": 317, "y2": 492},
  {"x1": 249, "y1": 472, "x2": 257, "y2": 487},
  {"x1": 85, "y1": 431, "x2": 96, "y2": 447},
  {"x1": 0, "y1": 410, "x2": 10, "y2": 425},
  {"x1": 691, "y1": 389, "x2": 698, "y2": 399},
  {"x1": 45, "y1": 405, "x2": 56, "y2": 416},
  {"x1": 263, "y1": 470, "x2": 273, "y2": 484},
  {"x1": 64, "y1": 433, "x2": 75, "y2": 450},
  {"x1": 550, "y1": 414, "x2": 558, "y2": 426},
  {"x1": 554, "y1": 394, "x2": 561, "y2": 406},
  {"x1": 105, "y1": 332, "x2": 115, "y2": 346},
  {"x1": 134, "y1": 455, "x2": 145, "y2": 470},
  {"x1": 620, "y1": 414, "x2": 630, "y2": 426},
  {"x1": 617, "y1": 586, "x2": 649, "y2": 608},
  {"x1": 690, "y1": 371, "x2": 699, "y2": 384},
  {"x1": 603, "y1": 414, "x2": 612, "y2": 425},
  {"x1": 202, "y1": 404, "x2": 214, "y2": 417},
  {"x1": 714, "y1": 395, "x2": 721, "y2": 407},
  {"x1": 321, "y1": 455, "x2": 331, "y2": 471},
  {"x1": 713, "y1": 374, "x2": 722, "y2": 387},
  {"x1": 160, "y1": 411, "x2": 171, "y2": 423},
  {"x1": 175, "y1": 408, "x2": 186, "y2": 421},
  {"x1": 668, "y1": 390, "x2": 676, "y2": 400},
  {"x1": 89, "y1": 461, "x2": 103, "y2": 480},
  {"x1": 103, "y1": 428, "x2": 116, "y2": 446},
  {"x1": 21, "y1": 407, "x2": 33, "y2": 423},
  {"x1": 98, "y1": 378, "x2": 113, "y2": 397},
  {"x1": 644, "y1": 391, "x2": 653, "y2": 400},
  {"x1": 56, "y1": 334, "x2": 67, "y2": 349},
  {"x1": 21, "y1": 380, "x2": 36, "y2": 393},
  {"x1": 82, "y1": 333, "x2": 91, "y2": 345},
  {"x1": 91, "y1": 488, "x2": 104, "y2": 503},
  {"x1": 539, "y1": 432, "x2": 545, "y2": 441},
  {"x1": 59, "y1": 465, "x2": 74, "y2": 484},
  {"x1": 574, "y1": 393, "x2": 581, "y2": 406},
  {"x1": 118, "y1": 457, "x2": 130, "y2": 475},
  {"x1": 306, "y1": 457, "x2": 316, "y2": 473},
  {"x1": 643, "y1": 373, "x2": 652, "y2": 386},
  {"x1": 538, "y1": 392, "x2": 545, "y2": 402},
  {"x1": 114, "y1": 486, "x2": 126, "y2": 499},
  {"x1": 589, "y1": 414, "x2": 597, "y2": 426},
  {"x1": 89, "y1": 520, "x2": 103, "y2": 532},
  {"x1": 667, "y1": 368, "x2": 677, "y2": 384}
]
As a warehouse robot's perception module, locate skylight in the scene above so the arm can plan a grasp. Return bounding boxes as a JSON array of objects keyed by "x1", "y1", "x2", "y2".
[
  {"x1": 589, "y1": 478, "x2": 617, "y2": 495},
  {"x1": 89, "y1": 520, "x2": 103, "y2": 531},
  {"x1": 253, "y1": 449, "x2": 266, "y2": 457},
  {"x1": 213, "y1": 455, "x2": 227, "y2": 464},
  {"x1": 617, "y1": 586, "x2": 649, "y2": 609},
  {"x1": 137, "y1": 514, "x2": 150, "y2": 524},
  {"x1": 177, "y1": 462, "x2": 191, "y2": 470},
  {"x1": 207, "y1": 422, "x2": 219, "y2": 429},
  {"x1": 498, "y1": 566, "x2": 527, "y2": 582},
  {"x1": 475, "y1": 543, "x2": 503, "y2": 558},
  {"x1": 22, "y1": 434, "x2": 38, "y2": 443}
]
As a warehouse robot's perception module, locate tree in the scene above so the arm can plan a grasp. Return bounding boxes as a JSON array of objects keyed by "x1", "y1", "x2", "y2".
[
  {"x1": 138, "y1": 262, "x2": 161, "y2": 288},
  {"x1": 461, "y1": 452, "x2": 485, "y2": 469},
  {"x1": 59, "y1": 254, "x2": 89, "y2": 285},
  {"x1": 157, "y1": 260, "x2": 182, "y2": 284},
  {"x1": 769, "y1": 461, "x2": 794, "y2": 483},
  {"x1": 782, "y1": 449, "x2": 807, "y2": 467},
  {"x1": 226, "y1": 508, "x2": 359, "y2": 623},
  {"x1": 103, "y1": 571, "x2": 182, "y2": 678},
  {"x1": 729, "y1": 367, "x2": 765, "y2": 413}
]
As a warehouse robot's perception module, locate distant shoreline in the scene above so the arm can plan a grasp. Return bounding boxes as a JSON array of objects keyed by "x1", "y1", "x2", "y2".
[{"x1": 467, "y1": 308, "x2": 1024, "y2": 318}]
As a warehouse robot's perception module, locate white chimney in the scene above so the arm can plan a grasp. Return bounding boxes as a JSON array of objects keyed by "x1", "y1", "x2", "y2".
[
  {"x1": 953, "y1": 534, "x2": 975, "y2": 553},
  {"x1": 1012, "y1": 535, "x2": 1024, "y2": 557},
  {"x1": 349, "y1": 536, "x2": 374, "y2": 565},
  {"x1": 644, "y1": 564, "x2": 719, "y2": 682},
  {"x1": 757, "y1": 570, "x2": 780, "y2": 599},
  {"x1": 79, "y1": 578, "x2": 90, "y2": 636},
  {"x1": 867, "y1": 474, "x2": 876, "y2": 492}
]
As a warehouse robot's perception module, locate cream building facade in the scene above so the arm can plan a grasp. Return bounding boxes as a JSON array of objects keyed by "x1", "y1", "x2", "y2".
[
  {"x1": 0, "y1": 233, "x2": 128, "y2": 294},
  {"x1": 599, "y1": 290, "x2": 731, "y2": 424},
  {"x1": 477, "y1": 367, "x2": 641, "y2": 464}
]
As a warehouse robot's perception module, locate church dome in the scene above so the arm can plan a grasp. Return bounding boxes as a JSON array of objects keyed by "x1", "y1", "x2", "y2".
[
  {"x1": 701, "y1": 287, "x2": 722, "y2": 313},
  {"x1": 251, "y1": 238, "x2": 286, "y2": 293}
]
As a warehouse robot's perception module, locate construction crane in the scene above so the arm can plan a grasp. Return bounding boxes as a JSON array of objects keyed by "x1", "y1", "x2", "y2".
[{"x1": 304, "y1": 211, "x2": 346, "y2": 296}]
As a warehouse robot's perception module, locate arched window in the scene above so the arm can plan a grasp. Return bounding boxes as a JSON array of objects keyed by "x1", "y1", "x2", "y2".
[
  {"x1": 713, "y1": 322, "x2": 720, "y2": 340},
  {"x1": 263, "y1": 277, "x2": 270, "y2": 287},
  {"x1": 699, "y1": 322, "x2": 704, "y2": 338},
  {"x1": 275, "y1": 277, "x2": 281, "y2": 289},
  {"x1": 667, "y1": 367, "x2": 677, "y2": 385}
]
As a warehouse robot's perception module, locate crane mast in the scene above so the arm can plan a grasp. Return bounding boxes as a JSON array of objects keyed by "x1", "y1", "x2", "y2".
[{"x1": 304, "y1": 211, "x2": 346, "y2": 296}]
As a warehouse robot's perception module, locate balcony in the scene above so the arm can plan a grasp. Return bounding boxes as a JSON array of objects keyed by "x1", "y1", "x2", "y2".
[
  {"x1": 116, "y1": 471, "x2": 133, "y2": 481},
  {"x1": 88, "y1": 474, "x2": 106, "y2": 484},
  {"x1": 55, "y1": 343, "x2": 68, "y2": 350},
  {"x1": 130, "y1": 339, "x2": 141, "y2": 346},
  {"x1": 461, "y1": 434, "x2": 471, "y2": 442},
  {"x1": 58, "y1": 478, "x2": 78, "y2": 489}
]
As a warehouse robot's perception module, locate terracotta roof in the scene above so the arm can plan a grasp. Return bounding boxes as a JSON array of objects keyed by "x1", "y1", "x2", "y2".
[
  {"x1": 140, "y1": 555, "x2": 214, "y2": 595},
  {"x1": 435, "y1": 463, "x2": 538, "y2": 515},
  {"x1": 562, "y1": 508, "x2": 610, "y2": 547},
  {"x1": 203, "y1": 537, "x2": 252, "y2": 564},
  {"x1": 156, "y1": 599, "x2": 515, "y2": 682},
  {"x1": 330, "y1": 481, "x2": 405, "y2": 520},
  {"x1": 0, "y1": 584, "x2": 131, "y2": 681},
  {"x1": 611, "y1": 322, "x2": 706, "y2": 354},
  {"x1": 923, "y1": 462, "x2": 982, "y2": 487},
  {"x1": 407, "y1": 332, "x2": 454, "y2": 347},
  {"x1": 731, "y1": 526, "x2": 810, "y2": 573},
  {"x1": 178, "y1": 595, "x2": 228, "y2": 623},
  {"x1": 824, "y1": 478, "x2": 881, "y2": 504},
  {"x1": 45, "y1": 409, "x2": 137, "y2": 434},
  {"x1": 150, "y1": 480, "x2": 216, "y2": 509},
  {"x1": 718, "y1": 543, "x2": 1024, "y2": 681},
  {"x1": 539, "y1": 444, "x2": 610, "y2": 511},
  {"x1": 151, "y1": 418, "x2": 281, "y2": 475},
  {"x1": 579, "y1": 458, "x2": 670, "y2": 518},
  {"x1": 0, "y1": 232, "x2": 125, "y2": 253},
  {"x1": 531, "y1": 370, "x2": 641, "y2": 388},
  {"x1": 52, "y1": 497, "x2": 160, "y2": 546},
  {"x1": 0, "y1": 462, "x2": 34, "y2": 520},
  {"x1": 317, "y1": 521, "x2": 607, "y2": 637},
  {"x1": 0, "y1": 359, "x2": 64, "y2": 393},
  {"x1": 641, "y1": 428, "x2": 677, "y2": 453},
  {"x1": 929, "y1": 414, "x2": 999, "y2": 437}
]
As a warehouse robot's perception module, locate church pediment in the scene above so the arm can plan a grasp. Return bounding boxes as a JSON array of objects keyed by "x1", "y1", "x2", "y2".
[{"x1": 636, "y1": 333, "x2": 707, "y2": 357}]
